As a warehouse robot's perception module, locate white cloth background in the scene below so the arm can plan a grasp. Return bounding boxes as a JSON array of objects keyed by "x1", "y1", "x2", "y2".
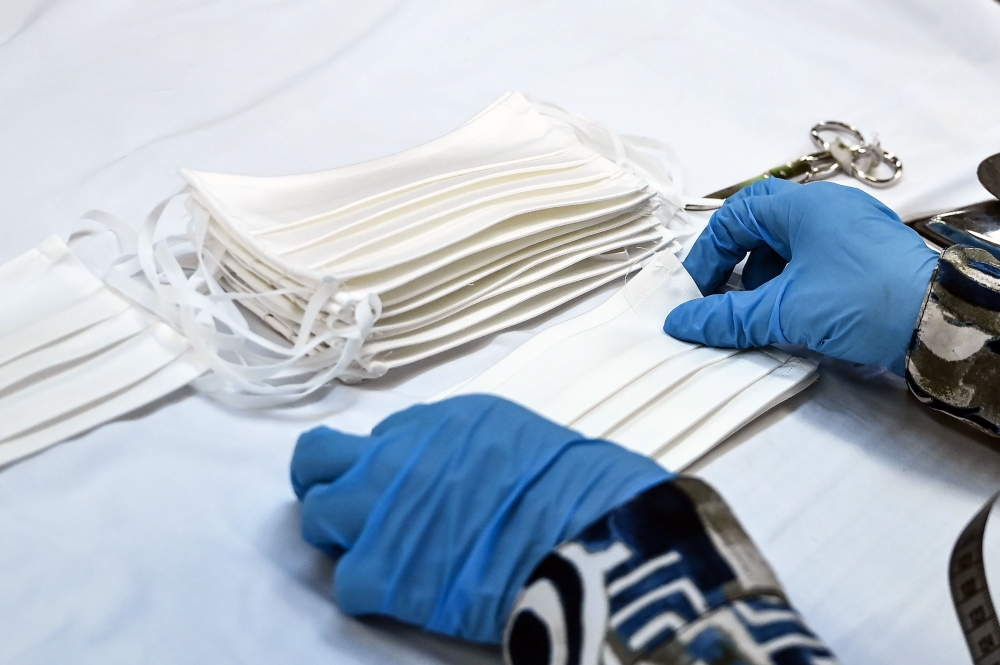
[{"x1": 1, "y1": 1, "x2": 1000, "y2": 663}]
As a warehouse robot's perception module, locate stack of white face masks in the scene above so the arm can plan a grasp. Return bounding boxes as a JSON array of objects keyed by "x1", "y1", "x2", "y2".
[
  {"x1": 0, "y1": 236, "x2": 206, "y2": 466},
  {"x1": 115, "y1": 92, "x2": 698, "y2": 403},
  {"x1": 0, "y1": 94, "x2": 811, "y2": 467},
  {"x1": 442, "y1": 251, "x2": 818, "y2": 471}
]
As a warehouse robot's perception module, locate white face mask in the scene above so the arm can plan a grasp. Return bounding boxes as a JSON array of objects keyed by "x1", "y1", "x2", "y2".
[
  {"x1": 0, "y1": 236, "x2": 206, "y2": 466},
  {"x1": 442, "y1": 251, "x2": 818, "y2": 471},
  {"x1": 654, "y1": 355, "x2": 815, "y2": 470},
  {"x1": 97, "y1": 91, "x2": 697, "y2": 403},
  {"x1": 369, "y1": 245, "x2": 663, "y2": 367},
  {"x1": 379, "y1": 203, "x2": 659, "y2": 313},
  {"x1": 0, "y1": 238, "x2": 128, "y2": 366}
]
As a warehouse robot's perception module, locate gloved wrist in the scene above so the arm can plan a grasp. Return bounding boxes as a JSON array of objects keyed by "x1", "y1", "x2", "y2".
[
  {"x1": 888, "y1": 252, "x2": 937, "y2": 375},
  {"x1": 504, "y1": 477, "x2": 837, "y2": 665}
]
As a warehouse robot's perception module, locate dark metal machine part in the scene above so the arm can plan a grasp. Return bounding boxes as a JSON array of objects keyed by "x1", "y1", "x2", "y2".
[
  {"x1": 907, "y1": 200, "x2": 1000, "y2": 260},
  {"x1": 906, "y1": 152, "x2": 1000, "y2": 259},
  {"x1": 979, "y1": 153, "x2": 1000, "y2": 200}
]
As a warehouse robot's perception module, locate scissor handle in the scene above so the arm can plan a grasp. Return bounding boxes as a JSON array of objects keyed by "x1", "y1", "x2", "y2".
[
  {"x1": 810, "y1": 120, "x2": 865, "y2": 153},
  {"x1": 811, "y1": 120, "x2": 902, "y2": 188},
  {"x1": 690, "y1": 121, "x2": 904, "y2": 210},
  {"x1": 852, "y1": 147, "x2": 903, "y2": 187}
]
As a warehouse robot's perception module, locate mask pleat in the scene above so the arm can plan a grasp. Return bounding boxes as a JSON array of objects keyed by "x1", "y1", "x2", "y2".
[
  {"x1": 378, "y1": 204, "x2": 657, "y2": 310},
  {"x1": 655, "y1": 357, "x2": 817, "y2": 471},
  {"x1": 0, "y1": 308, "x2": 156, "y2": 394},
  {"x1": 444, "y1": 251, "x2": 818, "y2": 471},
  {"x1": 0, "y1": 238, "x2": 208, "y2": 465}
]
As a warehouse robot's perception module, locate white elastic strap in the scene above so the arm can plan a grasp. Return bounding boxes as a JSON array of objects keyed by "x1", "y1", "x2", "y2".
[
  {"x1": 72, "y1": 210, "x2": 140, "y2": 255},
  {"x1": 86, "y1": 189, "x2": 384, "y2": 404}
]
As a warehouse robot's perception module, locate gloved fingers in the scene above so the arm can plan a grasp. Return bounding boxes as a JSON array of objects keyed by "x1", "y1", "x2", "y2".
[
  {"x1": 681, "y1": 224, "x2": 740, "y2": 296},
  {"x1": 741, "y1": 245, "x2": 787, "y2": 291},
  {"x1": 663, "y1": 277, "x2": 787, "y2": 348},
  {"x1": 299, "y1": 477, "x2": 378, "y2": 553},
  {"x1": 683, "y1": 180, "x2": 803, "y2": 296},
  {"x1": 291, "y1": 426, "x2": 371, "y2": 500},
  {"x1": 332, "y1": 552, "x2": 384, "y2": 618}
]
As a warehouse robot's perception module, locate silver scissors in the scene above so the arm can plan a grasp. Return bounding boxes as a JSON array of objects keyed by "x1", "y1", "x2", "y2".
[{"x1": 686, "y1": 121, "x2": 903, "y2": 210}]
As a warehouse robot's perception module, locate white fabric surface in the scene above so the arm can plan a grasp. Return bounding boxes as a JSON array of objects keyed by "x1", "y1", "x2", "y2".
[{"x1": 2, "y1": 1, "x2": 1000, "y2": 663}]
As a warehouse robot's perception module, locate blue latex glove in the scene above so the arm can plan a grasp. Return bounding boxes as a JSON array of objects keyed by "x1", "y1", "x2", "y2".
[
  {"x1": 664, "y1": 179, "x2": 938, "y2": 375},
  {"x1": 291, "y1": 394, "x2": 670, "y2": 644}
]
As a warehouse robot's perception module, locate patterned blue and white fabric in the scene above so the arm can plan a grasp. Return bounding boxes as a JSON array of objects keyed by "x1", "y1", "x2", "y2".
[{"x1": 503, "y1": 478, "x2": 838, "y2": 665}]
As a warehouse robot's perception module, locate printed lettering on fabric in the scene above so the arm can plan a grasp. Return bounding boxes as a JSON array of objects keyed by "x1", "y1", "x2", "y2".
[{"x1": 504, "y1": 478, "x2": 839, "y2": 665}]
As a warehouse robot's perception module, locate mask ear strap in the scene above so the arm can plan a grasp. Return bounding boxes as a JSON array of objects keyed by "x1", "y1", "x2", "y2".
[
  {"x1": 63, "y1": 203, "x2": 150, "y2": 278},
  {"x1": 73, "y1": 186, "x2": 386, "y2": 407},
  {"x1": 69, "y1": 210, "x2": 140, "y2": 255}
]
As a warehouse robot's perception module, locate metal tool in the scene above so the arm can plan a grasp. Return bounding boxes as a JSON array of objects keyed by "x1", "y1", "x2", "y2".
[
  {"x1": 906, "y1": 152, "x2": 1000, "y2": 259},
  {"x1": 686, "y1": 121, "x2": 903, "y2": 210}
]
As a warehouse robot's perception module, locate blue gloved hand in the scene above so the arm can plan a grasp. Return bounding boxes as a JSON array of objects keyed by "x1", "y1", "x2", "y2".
[
  {"x1": 664, "y1": 179, "x2": 938, "y2": 375},
  {"x1": 291, "y1": 394, "x2": 670, "y2": 644}
]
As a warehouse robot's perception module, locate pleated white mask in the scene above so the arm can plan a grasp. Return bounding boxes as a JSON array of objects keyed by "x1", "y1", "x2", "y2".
[
  {"x1": 0, "y1": 236, "x2": 206, "y2": 466},
  {"x1": 443, "y1": 251, "x2": 818, "y2": 471}
]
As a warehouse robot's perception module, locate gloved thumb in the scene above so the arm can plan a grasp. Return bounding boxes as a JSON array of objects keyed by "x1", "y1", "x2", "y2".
[{"x1": 663, "y1": 278, "x2": 787, "y2": 349}]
